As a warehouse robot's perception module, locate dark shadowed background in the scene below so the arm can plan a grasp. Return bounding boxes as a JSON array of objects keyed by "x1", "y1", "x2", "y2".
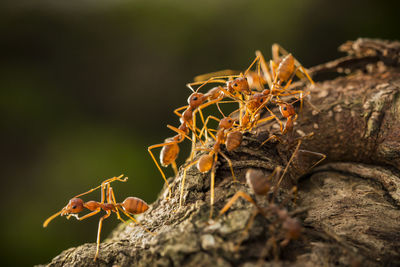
[{"x1": 1, "y1": 0, "x2": 399, "y2": 266}]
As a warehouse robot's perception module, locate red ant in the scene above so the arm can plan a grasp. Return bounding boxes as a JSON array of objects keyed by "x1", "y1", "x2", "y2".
[
  {"x1": 148, "y1": 78, "x2": 234, "y2": 199},
  {"x1": 219, "y1": 168, "x2": 302, "y2": 260},
  {"x1": 43, "y1": 175, "x2": 154, "y2": 261},
  {"x1": 179, "y1": 104, "x2": 240, "y2": 218}
]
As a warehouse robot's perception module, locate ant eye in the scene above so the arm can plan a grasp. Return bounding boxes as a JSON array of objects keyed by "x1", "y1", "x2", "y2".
[
  {"x1": 260, "y1": 98, "x2": 264, "y2": 103},
  {"x1": 193, "y1": 96, "x2": 198, "y2": 101},
  {"x1": 228, "y1": 120, "x2": 232, "y2": 123},
  {"x1": 233, "y1": 83, "x2": 238, "y2": 87},
  {"x1": 283, "y1": 107, "x2": 287, "y2": 111},
  {"x1": 72, "y1": 205, "x2": 77, "y2": 209},
  {"x1": 245, "y1": 77, "x2": 248, "y2": 81}
]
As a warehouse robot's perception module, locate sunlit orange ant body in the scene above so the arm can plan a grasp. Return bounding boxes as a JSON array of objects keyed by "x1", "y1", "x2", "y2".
[
  {"x1": 147, "y1": 90, "x2": 213, "y2": 199},
  {"x1": 43, "y1": 175, "x2": 154, "y2": 261},
  {"x1": 179, "y1": 115, "x2": 238, "y2": 218}
]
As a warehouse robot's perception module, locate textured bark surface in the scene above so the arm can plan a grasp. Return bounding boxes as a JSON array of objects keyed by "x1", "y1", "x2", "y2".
[{"x1": 40, "y1": 39, "x2": 400, "y2": 267}]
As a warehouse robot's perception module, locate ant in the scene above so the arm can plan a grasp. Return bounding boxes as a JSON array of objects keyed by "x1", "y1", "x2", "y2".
[
  {"x1": 188, "y1": 54, "x2": 260, "y2": 97},
  {"x1": 254, "y1": 46, "x2": 315, "y2": 111},
  {"x1": 219, "y1": 168, "x2": 302, "y2": 261},
  {"x1": 43, "y1": 175, "x2": 154, "y2": 261},
  {"x1": 147, "y1": 79, "x2": 232, "y2": 199},
  {"x1": 256, "y1": 97, "x2": 326, "y2": 176},
  {"x1": 179, "y1": 104, "x2": 239, "y2": 218},
  {"x1": 187, "y1": 55, "x2": 266, "y2": 125},
  {"x1": 258, "y1": 44, "x2": 314, "y2": 92}
]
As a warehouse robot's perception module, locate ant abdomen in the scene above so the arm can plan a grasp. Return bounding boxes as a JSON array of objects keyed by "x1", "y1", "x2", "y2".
[
  {"x1": 225, "y1": 131, "x2": 242, "y2": 151},
  {"x1": 197, "y1": 154, "x2": 214, "y2": 173},
  {"x1": 160, "y1": 141, "x2": 180, "y2": 167},
  {"x1": 277, "y1": 54, "x2": 295, "y2": 82},
  {"x1": 121, "y1": 197, "x2": 149, "y2": 214}
]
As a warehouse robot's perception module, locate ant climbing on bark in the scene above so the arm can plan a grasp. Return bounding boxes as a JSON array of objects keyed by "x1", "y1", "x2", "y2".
[
  {"x1": 179, "y1": 104, "x2": 241, "y2": 218},
  {"x1": 219, "y1": 169, "x2": 302, "y2": 261},
  {"x1": 148, "y1": 79, "x2": 232, "y2": 199}
]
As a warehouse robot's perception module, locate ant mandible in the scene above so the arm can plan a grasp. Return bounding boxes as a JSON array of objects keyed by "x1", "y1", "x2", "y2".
[{"x1": 43, "y1": 175, "x2": 154, "y2": 261}]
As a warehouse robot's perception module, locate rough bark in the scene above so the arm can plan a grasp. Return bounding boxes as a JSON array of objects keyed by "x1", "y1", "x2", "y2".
[{"x1": 40, "y1": 39, "x2": 400, "y2": 267}]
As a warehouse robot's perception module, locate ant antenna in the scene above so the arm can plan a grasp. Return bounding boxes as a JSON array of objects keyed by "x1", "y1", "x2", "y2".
[
  {"x1": 244, "y1": 54, "x2": 260, "y2": 75},
  {"x1": 187, "y1": 84, "x2": 195, "y2": 93},
  {"x1": 216, "y1": 102, "x2": 226, "y2": 118}
]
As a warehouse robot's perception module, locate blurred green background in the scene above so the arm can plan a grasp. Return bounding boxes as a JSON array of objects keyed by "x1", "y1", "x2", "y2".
[{"x1": 1, "y1": 0, "x2": 399, "y2": 266}]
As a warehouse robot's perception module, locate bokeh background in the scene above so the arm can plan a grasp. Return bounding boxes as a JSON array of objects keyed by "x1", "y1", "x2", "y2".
[{"x1": 1, "y1": 0, "x2": 399, "y2": 266}]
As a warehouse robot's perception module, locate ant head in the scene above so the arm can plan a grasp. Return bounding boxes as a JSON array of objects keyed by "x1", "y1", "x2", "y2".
[
  {"x1": 219, "y1": 117, "x2": 235, "y2": 129},
  {"x1": 61, "y1": 198, "x2": 84, "y2": 215},
  {"x1": 247, "y1": 93, "x2": 267, "y2": 111},
  {"x1": 187, "y1": 92, "x2": 204, "y2": 109},
  {"x1": 227, "y1": 76, "x2": 251, "y2": 95},
  {"x1": 252, "y1": 93, "x2": 267, "y2": 105},
  {"x1": 278, "y1": 103, "x2": 295, "y2": 118}
]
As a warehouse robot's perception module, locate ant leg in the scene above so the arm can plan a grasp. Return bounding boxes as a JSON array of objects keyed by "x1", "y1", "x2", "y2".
[
  {"x1": 256, "y1": 50, "x2": 273, "y2": 89},
  {"x1": 178, "y1": 147, "x2": 213, "y2": 208},
  {"x1": 198, "y1": 115, "x2": 220, "y2": 140},
  {"x1": 234, "y1": 208, "x2": 259, "y2": 251},
  {"x1": 179, "y1": 159, "x2": 199, "y2": 208},
  {"x1": 275, "y1": 139, "x2": 302, "y2": 192},
  {"x1": 219, "y1": 191, "x2": 258, "y2": 215},
  {"x1": 108, "y1": 186, "x2": 124, "y2": 222},
  {"x1": 252, "y1": 114, "x2": 276, "y2": 130},
  {"x1": 148, "y1": 142, "x2": 177, "y2": 199},
  {"x1": 277, "y1": 186, "x2": 298, "y2": 208},
  {"x1": 272, "y1": 43, "x2": 291, "y2": 62},
  {"x1": 94, "y1": 211, "x2": 111, "y2": 261},
  {"x1": 193, "y1": 69, "x2": 240, "y2": 82},
  {"x1": 75, "y1": 209, "x2": 101, "y2": 221},
  {"x1": 272, "y1": 43, "x2": 284, "y2": 62},
  {"x1": 116, "y1": 207, "x2": 155, "y2": 236},
  {"x1": 244, "y1": 54, "x2": 260, "y2": 76},
  {"x1": 258, "y1": 134, "x2": 283, "y2": 148},
  {"x1": 270, "y1": 59, "x2": 278, "y2": 84},
  {"x1": 197, "y1": 95, "x2": 225, "y2": 111},
  {"x1": 166, "y1": 125, "x2": 193, "y2": 142},
  {"x1": 298, "y1": 149, "x2": 326, "y2": 171},
  {"x1": 297, "y1": 65, "x2": 314, "y2": 85},
  {"x1": 257, "y1": 236, "x2": 274, "y2": 264},
  {"x1": 173, "y1": 105, "x2": 189, "y2": 118},
  {"x1": 186, "y1": 79, "x2": 228, "y2": 91},
  {"x1": 263, "y1": 106, "x2": 284, "y2": 133},
  {"x1": 209, "y1": 157, "x2": 217, "y2": 219},
  {"x1": 72, "y1": 174, "x2": 126, "y2": 199},
  {"x1": 188, "y1": 110, "x2": 199, "y2": 162},
  {"x1": 218, "y1": 151, "x2": 236, "y2": 182}
]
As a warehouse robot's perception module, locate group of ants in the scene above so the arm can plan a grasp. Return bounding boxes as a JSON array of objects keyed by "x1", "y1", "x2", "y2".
[{"x1": 43, "y1": 44, "x2": 326, "y2": 262}]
